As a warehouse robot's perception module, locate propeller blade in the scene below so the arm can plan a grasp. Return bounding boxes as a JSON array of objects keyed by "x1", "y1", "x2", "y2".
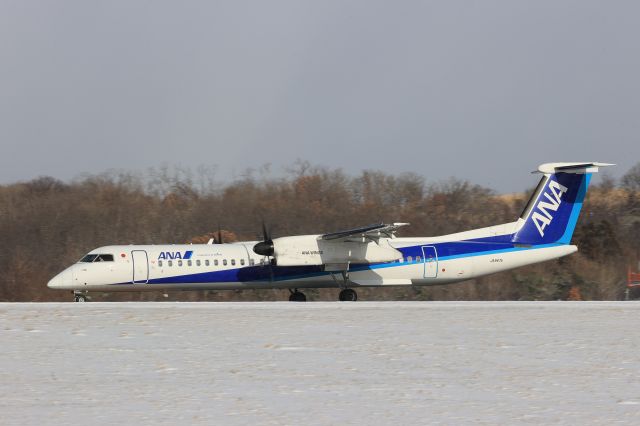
[{"x1": 261, "y1": 220, "x2": 270, "y2": 242}]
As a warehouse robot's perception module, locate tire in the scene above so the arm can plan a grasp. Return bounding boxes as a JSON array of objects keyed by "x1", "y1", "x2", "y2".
[
  {"x1": 289, "y1": 291, "x2": 307, "y2": 302},
  {"x1": 339, "y1": 289, "x2": 357, "y2": 302}
]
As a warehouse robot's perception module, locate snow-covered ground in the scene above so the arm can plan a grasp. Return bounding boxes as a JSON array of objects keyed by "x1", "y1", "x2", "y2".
[{"x1": 2, "y1": 302, "x2": 640, "y2": 425}]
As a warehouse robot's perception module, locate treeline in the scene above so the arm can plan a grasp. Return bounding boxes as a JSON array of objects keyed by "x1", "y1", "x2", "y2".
[{"x1": 1, "y1": 162, "x2": 639, "y2": 302}]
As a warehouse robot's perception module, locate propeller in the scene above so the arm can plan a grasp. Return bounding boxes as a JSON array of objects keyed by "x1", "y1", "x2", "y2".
[
  {"x1": 253, "y1": 220, "x2": 274, "y2": 256},
  {"x1": 216, "y1": 225, "x2": 223, "y2": 244}
]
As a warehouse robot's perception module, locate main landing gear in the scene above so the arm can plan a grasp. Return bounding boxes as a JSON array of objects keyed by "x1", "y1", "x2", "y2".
[
  {"x1": 331, "y1": 269, "x2": 357, "y2": 301},
  {"x1": 339, "y1": 288, "x2": 358, "y2": 302},
  {"x1": 289, "y1": 289, "x2": 307, "y2": 302}
]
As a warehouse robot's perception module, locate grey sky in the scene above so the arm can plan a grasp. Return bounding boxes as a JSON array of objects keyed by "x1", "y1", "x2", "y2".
[{"x1": 1, "y1": 1, "x2": 638, "y2": 192}]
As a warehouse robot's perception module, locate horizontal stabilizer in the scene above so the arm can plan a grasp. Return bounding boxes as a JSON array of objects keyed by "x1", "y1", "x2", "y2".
[{"x1": 534, "y1": 162, "x2": 615, "y2": 174}]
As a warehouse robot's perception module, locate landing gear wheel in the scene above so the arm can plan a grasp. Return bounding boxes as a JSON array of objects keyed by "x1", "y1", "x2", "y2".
[
  {"x1": 74, "y1": 294, "x2": 87, "y2": 302},
  {"x1": 289, "y1": 291, "x2": 307, "y2": 302},
  {"x1": 339, "y1": 288, "x2": 357, "y2": 302}
]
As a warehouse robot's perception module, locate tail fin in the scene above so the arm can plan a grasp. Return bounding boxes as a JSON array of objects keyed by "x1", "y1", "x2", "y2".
[{"x1": 512, "y1": 162, "x2": 613, "y2": 245}]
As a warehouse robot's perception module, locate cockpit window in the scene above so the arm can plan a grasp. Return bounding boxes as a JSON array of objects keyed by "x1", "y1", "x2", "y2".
[
  {"x1": 79, "y1": 254, "x2": 114, "y2": 263},
  {"x1": 79, "y1": 254, "x2": 98, "y2": 263},
  {"x1": 95, "y1": 254, "x2": 114, "y2": 262}
]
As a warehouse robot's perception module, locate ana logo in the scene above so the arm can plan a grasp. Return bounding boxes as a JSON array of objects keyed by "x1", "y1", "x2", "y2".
[
  {"x1": 531, "y1": 180, "x2": 568, "y2": 237},
  {"x1": 158, "y1": 250, "x2": 193, "y2": 260}
]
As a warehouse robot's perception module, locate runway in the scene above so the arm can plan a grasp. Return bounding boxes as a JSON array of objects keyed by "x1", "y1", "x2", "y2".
[{"x1": 2, "y1": 302, "x2": 640, "y2": 425}]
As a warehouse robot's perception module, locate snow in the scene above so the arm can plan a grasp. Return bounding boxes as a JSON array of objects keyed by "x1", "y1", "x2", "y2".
[{"x1": 2, "y1": 302, "x2": 640, "y2": 425}]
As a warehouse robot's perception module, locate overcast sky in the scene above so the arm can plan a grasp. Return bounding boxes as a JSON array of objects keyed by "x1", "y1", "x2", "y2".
[{"x1": 1, "y1": 1, "x2": 638, "y2": 192}]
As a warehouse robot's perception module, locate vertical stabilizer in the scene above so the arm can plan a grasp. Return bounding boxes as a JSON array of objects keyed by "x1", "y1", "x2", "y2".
[{"x1": 512, "y1": 162, "x2": 613, "y2": 245}]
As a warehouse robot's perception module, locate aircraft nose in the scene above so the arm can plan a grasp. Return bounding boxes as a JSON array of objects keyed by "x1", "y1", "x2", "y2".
[{"x1": 47, "y1": 268, "x2": 72, "y2": 289}]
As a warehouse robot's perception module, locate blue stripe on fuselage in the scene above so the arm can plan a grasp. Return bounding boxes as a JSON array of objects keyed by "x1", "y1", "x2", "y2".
[{"x1": 114, "y1": 234, "x2": 535, "y2": 285}]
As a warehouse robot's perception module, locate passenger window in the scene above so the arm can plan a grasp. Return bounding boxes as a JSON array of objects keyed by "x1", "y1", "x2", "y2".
[
  {"x1": 249, "y1": 259, "x2": 255, "y2": 266},
  {"x1": 178, "y1": 260, "x2": 183, "y2": 267},
  {"x1": 231, "y1": 259, "x2": 236, "y2": 266},
  {"x1": 205, "y1": 259, "x2": 210, "y2": 266},
  {"x1": 168, "y1": 260, "x2": 173, "y2": 267},
  {"x1": 417, "y1": 256, "x2": 421, "y2": 262},
  {"x1": 158, "y1": 260, "x2": 163, "y2": 267},
  {"x1": 223, "y1": 259, "x2": 227, "y2": 266},
  {"x1": 187, "y1": 260, "x2": 192, "y2": 267},
  {"x1": 214, "y1": 259, "x2": 218, "y2": 266},
  {"x1": 407, "y1": 256, "x2": 413, "y2": 262},
  {"x1": 196, "y1": 260, "x2": 201, "y2": 266},
  {"x1": 240, "y1": 259, "x2": 245, "y2": 266}
]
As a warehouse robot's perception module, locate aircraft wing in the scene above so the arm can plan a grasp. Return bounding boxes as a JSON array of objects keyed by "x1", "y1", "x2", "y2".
[{"x1": 321, "y1": 223, "x2": 409, "y2": 241}]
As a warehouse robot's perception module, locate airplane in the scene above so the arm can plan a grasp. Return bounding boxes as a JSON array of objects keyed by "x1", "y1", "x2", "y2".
[{"x1": 48, "y1": 162, "x2": 612, "y2": 302}]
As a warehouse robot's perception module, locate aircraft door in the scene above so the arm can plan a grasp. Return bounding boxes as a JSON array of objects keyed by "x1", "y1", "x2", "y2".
[
  {"x1": 421, "y1": 246, "x2": 438, "y2": 278},
  {"x1": 132, "y1": 250, "x2": 149, "y2": 284}
]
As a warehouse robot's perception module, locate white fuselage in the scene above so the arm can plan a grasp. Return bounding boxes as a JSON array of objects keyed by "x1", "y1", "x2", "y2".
[{"x1": 47, "y1": 237, "x2": 577, "y2": 292}]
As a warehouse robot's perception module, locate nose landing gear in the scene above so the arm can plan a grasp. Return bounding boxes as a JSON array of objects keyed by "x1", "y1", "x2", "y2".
[{"x1": 73, "y1": 291, "x2": 91, "y2": 302}]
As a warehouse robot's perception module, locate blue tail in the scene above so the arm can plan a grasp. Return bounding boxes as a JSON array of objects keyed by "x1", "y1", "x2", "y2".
[{"x1": 512, "y1": 162, "x2": 611, "y2": 245}]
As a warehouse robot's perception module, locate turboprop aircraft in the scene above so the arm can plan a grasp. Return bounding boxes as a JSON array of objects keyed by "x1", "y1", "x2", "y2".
[{"x1": 48, "y1": 162, "x2": 612, "y2": 302}]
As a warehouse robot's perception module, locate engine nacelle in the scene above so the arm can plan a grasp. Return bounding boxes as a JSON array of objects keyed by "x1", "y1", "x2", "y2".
[{"x1": 271, "y1": 235, "x2": 402, "y2": 267}]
